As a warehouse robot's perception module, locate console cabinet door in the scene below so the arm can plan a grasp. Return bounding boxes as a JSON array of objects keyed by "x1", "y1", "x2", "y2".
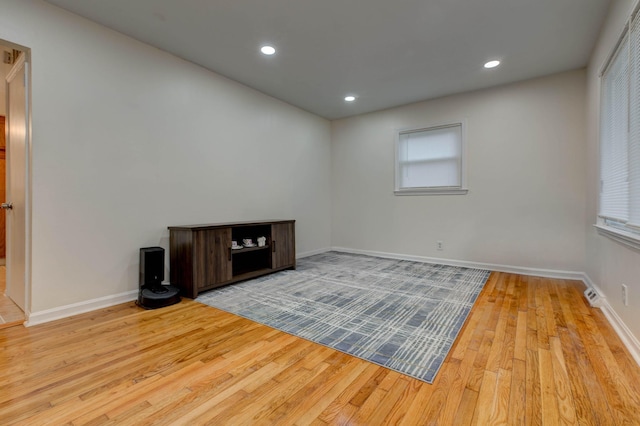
[
  {"x1": 194, "y1": 228, "x2": 232, "y2": 288},
  {"x1": 272, "y1": 222, "x2": 295, "y2": 269}
]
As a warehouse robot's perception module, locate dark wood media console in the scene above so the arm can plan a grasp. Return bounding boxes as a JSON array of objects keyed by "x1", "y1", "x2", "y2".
[{"x1": 168, "y1": 220, "x2": 295, "y2": 298}]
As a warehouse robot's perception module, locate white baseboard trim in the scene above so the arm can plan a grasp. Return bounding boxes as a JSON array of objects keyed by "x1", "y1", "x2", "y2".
[
  {"x1": 332, "y1": 247, "x2": 640, "y2": 368},
  {"x1": 26, "y1": 290, "x2": 138, "y2": 327},
  {"x1": 21, "y1": 247, "x2": 640, "y2": 369},
  {"x1": 582, "y1": 274, "x2": 640, "y2": 367},
  {"x1": 581, "y1": 273, "x2": 606, "y2": 298},
  {"x1": 600, "y1": 303, "x2": 640, "y2": 366},
  {"x1": 331, "y1": 247, "x2": 586, "y2": 280}
]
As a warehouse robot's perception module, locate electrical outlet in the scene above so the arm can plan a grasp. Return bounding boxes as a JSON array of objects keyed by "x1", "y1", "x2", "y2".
[
  {"x1": 436, "y1": 240, "x2": 443, "y2": 251},
  {"x1": 622, "y1": 284, "x2": 629, "y2": 306}
]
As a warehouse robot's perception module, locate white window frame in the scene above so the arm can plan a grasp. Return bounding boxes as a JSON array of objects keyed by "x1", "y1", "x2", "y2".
[
  {"x1": 597, "y1": 7, "x2": 640, "y2": 251},
  {"x1": 394, "y1": 121, "x2": 468, "y2": 196}
]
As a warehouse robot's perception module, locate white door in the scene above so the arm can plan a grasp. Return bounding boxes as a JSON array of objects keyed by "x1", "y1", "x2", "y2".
[{"x1": 4, "y1": 54, "x2": 29, "y2": 312}]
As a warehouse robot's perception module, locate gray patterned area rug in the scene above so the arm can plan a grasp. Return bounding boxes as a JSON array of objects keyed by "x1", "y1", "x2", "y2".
[{"x1": 196, "y1": 251, "x2": 491, "y2": 383}]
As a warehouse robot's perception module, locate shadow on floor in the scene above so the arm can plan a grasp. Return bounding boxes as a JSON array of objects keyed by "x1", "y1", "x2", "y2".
[{"x1": 0, "y1": 265, "x2": 25, "y2": 329}]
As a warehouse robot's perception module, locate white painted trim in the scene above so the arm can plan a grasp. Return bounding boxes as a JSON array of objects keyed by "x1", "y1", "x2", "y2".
[
  {"x1": 19, "y1": 247, "x2": 640, "y2": 369},
  {"x1": 394, "y1": 120, "x2": 468, "y2": 196},
  {"x1": 581, "y1": 274, "x2": 607, "y2": 307},
  {"x1": 333, "y1": 247, "x2": 640, "y2": 367},
  {"x1": 24, "y1": 247, "x2": 333, "y2": 326},
  {"x1": 394, "y1": 188, "x2": 469, "y2": 196},
  {"x1": 331, "y1": 246, "x2": 586, "y2": 280},
  {"x1": 582, "y1": 273, "x2": 606, "y2": 298},
  {"x1": 25, "y1": 290, "x2": 138, "y2": 326},
  {"x1": 600, "y1": 303, "x2": 640, "y2": 366},
  {"x1": 5, "y1": 52, "x2": 32, "y2": 319},
  {"x1": 333, "y1": 247, "x2": 640, "y2": 368},
  {"x1": 594, "y1": 224, "x2": 640, "y2": 252},
  {"x1": 583, "y1": 274, "x2": 640, "y2": 367}
]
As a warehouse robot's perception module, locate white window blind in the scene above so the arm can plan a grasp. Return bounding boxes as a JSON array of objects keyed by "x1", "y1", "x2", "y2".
[
  {"x1": 395, "y1": 123, "x2": 466, "y2": 195},
  {"x1": 630, "y1": 18, "x2": 640, "y2": 228},
  {"x1": 600, "y1": 11, "x2": 640, "y2": 240},
  {"x1": 600, "y1": 34, "x2": 629, "y2": 222}
]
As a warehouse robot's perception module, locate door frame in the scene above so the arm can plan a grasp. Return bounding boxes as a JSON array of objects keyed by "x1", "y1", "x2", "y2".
[{"x1": 3, "y1": 40, "x2": 32, "y2": 320}]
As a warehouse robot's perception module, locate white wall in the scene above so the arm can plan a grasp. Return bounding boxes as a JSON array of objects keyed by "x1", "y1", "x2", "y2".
[
  {"x1": 332, "y1": 70, "x2": 587, "y2": 272},
  {"x1": 1, "y1": 0, "x2": 635, "y2": 352},
  {"x1": 586, "y1": 0, "x2": 640, "y2": 343},
  {"x1": 0, "y1": 0, "x2": 332, "y2": 313}
]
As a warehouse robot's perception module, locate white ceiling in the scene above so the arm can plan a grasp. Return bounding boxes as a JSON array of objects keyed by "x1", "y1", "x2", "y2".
[{"x1": 45, "y1": 0, "x2": 611, "y2": 120}]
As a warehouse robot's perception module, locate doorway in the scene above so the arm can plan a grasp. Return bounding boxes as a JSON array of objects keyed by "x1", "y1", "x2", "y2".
[
  {"x1": 0, "y1": 114, "x2": 5, "y2": 262},
  {"x1": 0, "y1": 41, "x2": 27, "y2": 328}
]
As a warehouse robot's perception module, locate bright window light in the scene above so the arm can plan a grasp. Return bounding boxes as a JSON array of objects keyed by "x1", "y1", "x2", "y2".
[
  {"x1": 261, "y1": 45, "x2": 276, "y2": 55},
  {"x1": 394, "y1": 122, "x2": 468, "y2": 195},
  {"x1": 484, "y1": 60, "x2": 500, "y2": 69}
]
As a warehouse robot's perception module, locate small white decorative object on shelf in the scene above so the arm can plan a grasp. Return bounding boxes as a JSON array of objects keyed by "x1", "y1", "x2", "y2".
[{"x1": 257, "y1": 236, "x2": 266, "y2": 247}]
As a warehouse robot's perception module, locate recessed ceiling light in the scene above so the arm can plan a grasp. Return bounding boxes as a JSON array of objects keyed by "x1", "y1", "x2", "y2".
[
  {"x1": 484, "y1": 60, "x2": 500, "y2": 69},
  {"x1": 344, "y1": 96, "x2": 356, "y2": 102},
  {"x1": 261, "y1": 45, "x2": 276, "y2": 55}
]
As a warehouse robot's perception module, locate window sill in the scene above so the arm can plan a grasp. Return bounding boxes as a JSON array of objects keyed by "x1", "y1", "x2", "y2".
[
  {"x1": 594, "y1": 224, "x2": 640, "y2": 251},
  {"x1": 394, "y1": 188, "x2": 468, "y2": 196}
]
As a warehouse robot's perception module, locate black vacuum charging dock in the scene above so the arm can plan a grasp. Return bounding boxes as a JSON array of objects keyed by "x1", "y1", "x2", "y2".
[{"x1": 137, "y1": 247, "x2": 181, "y2": 309}]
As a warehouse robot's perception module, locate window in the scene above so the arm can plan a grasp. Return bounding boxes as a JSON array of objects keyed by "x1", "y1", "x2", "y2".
[
  {"x1": 598, "y1": 13, "x2": 640, "y2": 249},
  {"x1": 395, "y1": 122, "x2": 467, "y2": 195}
]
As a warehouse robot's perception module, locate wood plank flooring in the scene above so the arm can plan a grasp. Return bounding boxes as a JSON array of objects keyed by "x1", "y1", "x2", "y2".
[
  {"x1": 1, "y1": 272, "x2": 639, "y2": 424},
  {"x1": 0, "y1": 265, "x2": 25, "y2": 329}
]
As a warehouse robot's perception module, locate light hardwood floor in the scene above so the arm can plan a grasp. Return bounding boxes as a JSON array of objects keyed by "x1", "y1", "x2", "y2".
[
  {"x1": 0, "y1": 265, "x2": 25, "y2": 329},
  {"x1": 1, "y1": 272, "x2": 639, "y2": 424}
]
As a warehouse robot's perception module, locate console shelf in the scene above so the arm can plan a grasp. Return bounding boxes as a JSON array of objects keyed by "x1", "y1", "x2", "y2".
[
  {"x1": 231, "y1": 245, "x2": 270, "y2": 255},
  {"x1": 168, "y1": 220, "x2": 295, "y2": 298}
]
